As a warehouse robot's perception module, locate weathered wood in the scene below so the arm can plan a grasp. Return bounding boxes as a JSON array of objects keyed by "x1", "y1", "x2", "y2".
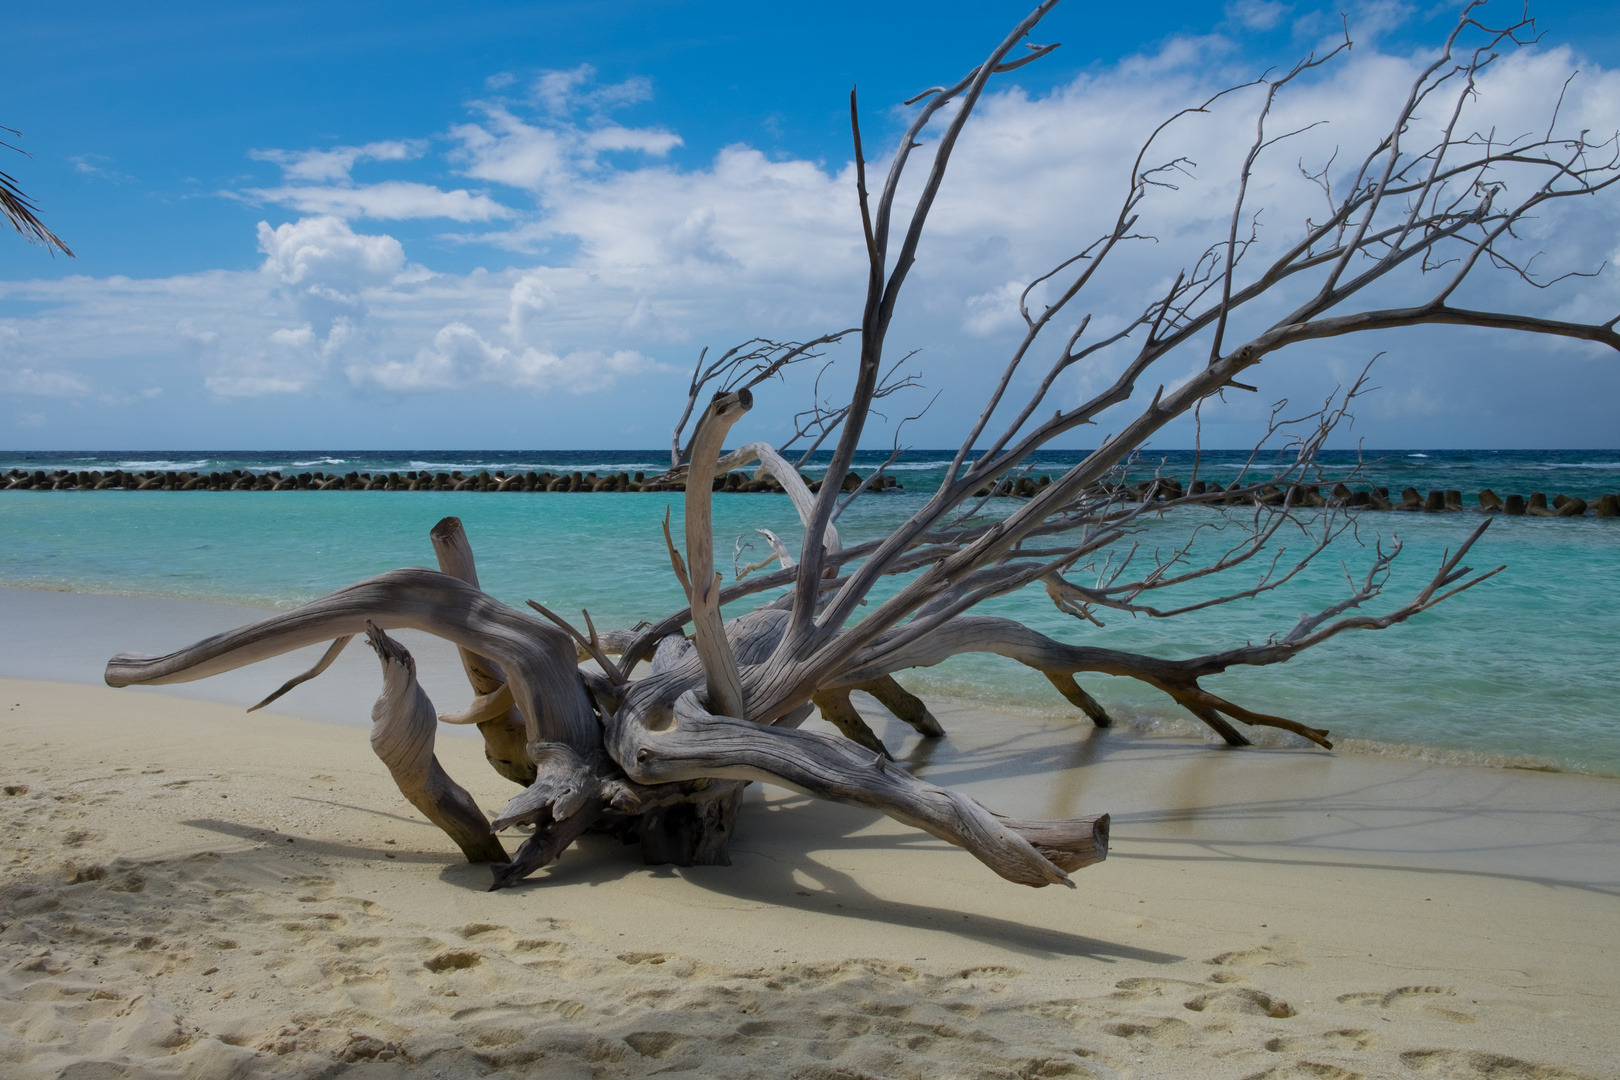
[
  {"x1": 437, "y1": 683, "x2": 515, "y2": 725},
  {"x1": 605, "y1": 685, "x2": 1095, "y2": 887},
  {"x1": 855, "y1": 674, "x2": 946, "y2": 738},
  {"x1": 105, "y1": 569, "x2": 600, "y2": 757},
  {"x1": 810, "y1": 687, "x2": 892, "y2": 757},
  {"x1": 362, "y1": 624, "x2": 507, "y2": 863},
  {"x1": 1042, "y1": 671, "x2": 1112, "y2": 729},
  {"x1": 430, "y1": 516, "x2": 536, "y2": 785},
  {"x1": 246, "y1": 635, "x2": 352, "y2": 713},
  {"x1": 682, "y1": 389, "x2": 754, "y2": 718}
]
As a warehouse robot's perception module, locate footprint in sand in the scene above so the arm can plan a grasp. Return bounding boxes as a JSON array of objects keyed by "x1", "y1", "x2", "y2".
[
  {"x1": 1322, "y1": 1028, "x2": 1378, "y2": 1050},
  {"x1": 511, "y1": 938, "x2": 572, "y2": 958},
  {"x1": 1336, "y1": 985, "x2": 1477, "y2": 1023},
  {"x1": 737, "y1": 1015, "x2": 875, "y2": 1040},
  {"x1": 1337, "y1": 984, "x2": 1453, "y2": 1008},
  {"x1": 1184, "y1": 986, "x2": 1298, "y2": 1019},
  {"x1": 623, "y1": 1029, "x2": 690, "y2": 1059},
  {"x1": 616, "y1": 951, "x2": 699, "y2": 977},
  {"x1": 1103, "y1": 1016, "x2": 1203, "y2": 1047},
  {"x1": 422, "y1": 950, "x2": 481, "y2": 973},
  {"x1": 953, "y1": 964, "x2": 1024, "y2": 979},
  {"x1": 1207, "y1": 942, "x2": 1310, "y2": 968},
  {"x1": 457, "y1": 922, "x2": 514, "y2": 943},
  {"x1": 1400, "y1": 1049, "x2": 1598, "y2": 1080},
  {"x1": 278, "y1": 911, "x2": 347, "y2": 934},
  {"x1": 1243, "y1": 1063, "x2": 1363, "y2": 1080},
  {"x1": 1109, "y1": 975, "x2": 1208, "y2": 1001}
]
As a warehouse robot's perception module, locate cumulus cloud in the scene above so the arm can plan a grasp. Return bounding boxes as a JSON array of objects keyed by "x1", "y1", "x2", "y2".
[
  {"x1": 449, "y1": 66, "x2": 682, "y2": 191},
  {"x1": 257, "y1": 216, "x2": 407, "y2": 289},
  {"x1": 347, "y1": 321, "x2": 665, "y2": 394},
  {"x1": 449, "y1": 104, "x2": 683, "y2": 188},
  {"x1": 256, "y1": 214, "x2": 406, "y2": 358}
]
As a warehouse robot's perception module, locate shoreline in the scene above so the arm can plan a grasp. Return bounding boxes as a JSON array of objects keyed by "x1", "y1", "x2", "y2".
[
  {"x1": 2, "y1": 676, "x2": 1616, "y2": 1078},
  {"x1": 3, "y1": 581, "x2": 1612, "y2": 780}
]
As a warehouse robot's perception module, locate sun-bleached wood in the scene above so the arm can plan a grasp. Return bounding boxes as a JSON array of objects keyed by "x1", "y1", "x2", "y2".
[
  {"x1": 430, "y1": 516, "x2": 536, "y2": 784},
  {"x1": 362, "y1": 622, "x2": 507, "y2": 863},
  {"x1": 680, "y1": 389, "x2": 754, "y2": 718}
]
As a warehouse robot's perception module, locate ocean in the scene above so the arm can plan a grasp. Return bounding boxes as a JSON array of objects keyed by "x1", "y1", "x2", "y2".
[{"x1": 3, "y1": 448, "x2": 1617, "y2": 775}]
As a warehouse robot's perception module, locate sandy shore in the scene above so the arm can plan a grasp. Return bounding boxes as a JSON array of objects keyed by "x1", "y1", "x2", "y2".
[{"x1": 1, "y1": 587, "x2": 1618, "y2": 1079}]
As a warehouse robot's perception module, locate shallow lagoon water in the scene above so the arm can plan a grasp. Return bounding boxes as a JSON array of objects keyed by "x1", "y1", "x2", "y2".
[{"x1": 1, "y1": 448, "x2": 1616, "y2": 775}]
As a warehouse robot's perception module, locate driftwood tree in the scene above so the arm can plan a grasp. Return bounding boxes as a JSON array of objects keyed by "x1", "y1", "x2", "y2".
[{"x1": 107, "y1": 1, "x2": 1619, "y2": 889}]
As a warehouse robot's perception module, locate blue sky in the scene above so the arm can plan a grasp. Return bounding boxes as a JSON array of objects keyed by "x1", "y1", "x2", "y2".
[{"x1": 3, "y1": 0, "x2": 1618, "y2": 450}]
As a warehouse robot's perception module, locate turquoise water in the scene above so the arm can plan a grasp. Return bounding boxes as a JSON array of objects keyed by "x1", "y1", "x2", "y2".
[{"x1": 2, "y1": 449, "x2": 1617, "y2": 775}]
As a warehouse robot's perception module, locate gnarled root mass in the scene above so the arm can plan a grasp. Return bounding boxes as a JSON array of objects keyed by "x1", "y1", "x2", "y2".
[
  {"x1": 103, "y1": 519, "x2": 1111, "y2": 889},
  {"x1": 99, "y1": 495, "x2": 1487, "y2": 888}
]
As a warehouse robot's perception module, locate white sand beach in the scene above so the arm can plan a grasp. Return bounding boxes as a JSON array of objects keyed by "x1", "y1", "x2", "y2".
[{"x1": 1, "y1": 590, "x2": 1618, "y2": 1079}]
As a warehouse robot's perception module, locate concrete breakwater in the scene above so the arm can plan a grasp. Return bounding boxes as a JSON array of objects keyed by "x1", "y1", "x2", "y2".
[
  {"x1": 4, "y1": 467, "x2": 1618, "y2": 517},
  {"x1": 0, "y1": 466, "x2": 894, "y2": 495}
]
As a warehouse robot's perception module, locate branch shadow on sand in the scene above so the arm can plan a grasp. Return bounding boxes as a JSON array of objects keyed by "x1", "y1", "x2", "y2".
[{"x1": 453, "y1": 792, "x2": 1183, "y2": 966}]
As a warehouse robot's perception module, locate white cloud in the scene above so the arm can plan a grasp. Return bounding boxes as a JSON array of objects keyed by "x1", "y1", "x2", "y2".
[
  {"x1": 533, "y1": 65, "x2": 652, "y2": 116},
  {"x1": 450, "y1": 108, "x2": 569, "y2": 189},
  {"x1": 346, "y1": 320, "x2": 666, "y2": 393},
  {"x1": 251, "y1": 140, "x2": 425, "y2": 183},
  {"x1": 70, "y1": 154, "x2": 136, "y2": 184},
  {"x1": 240, "y1": 139, "x2": 510, "y2": 223},
  {"x1": 0, "y1": 367, "x2": 92, "y2": 396},
  {"x1": 269, "y1": 325, "x2": 315, "y2": 348},
  {"x1": 258, "y1": 216, "x2": 406, "y2": 289},
  {"x1": 239, "y1": 180, "x2": 513, "y2": 222},
  {"x1": 447, "y1": 66, "x2": 682, "y2": 193},
  {"x1": 963, "y1": 281, "x2": 1038, "y2": 337},
  {"x1": 203, "y1": 370, "x2": 307, "y2": 397},
  {"x1": 584, "y1": 125, "x2": 682, "y2": 156},
  {"x1": 449, "y1": 107, "x2": 682, "y2": 191},
  {"x1": 1225, "y1": 0, "x2": 1290, "y2": 32}
]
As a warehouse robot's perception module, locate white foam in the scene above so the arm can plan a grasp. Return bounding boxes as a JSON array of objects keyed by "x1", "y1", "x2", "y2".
[
  {"x1": 404, "y1": 460, "x2": 662, "y2": 473},
  {"x1": 114, "y1": 459, "x2": 211, "y2": 471}
]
